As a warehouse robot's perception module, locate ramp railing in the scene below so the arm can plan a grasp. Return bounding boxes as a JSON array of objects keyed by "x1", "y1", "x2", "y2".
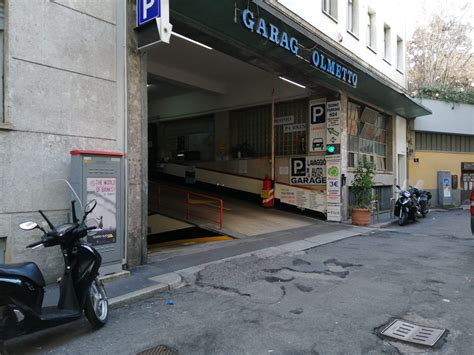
[{"x1": 148, "y1": 181, "x2": 223, "y2": 229}]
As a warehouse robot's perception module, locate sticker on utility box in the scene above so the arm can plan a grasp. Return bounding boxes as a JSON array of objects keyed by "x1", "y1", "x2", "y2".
[{"x1": 86, "y1": 178, "x2": 117, "y2": 246}]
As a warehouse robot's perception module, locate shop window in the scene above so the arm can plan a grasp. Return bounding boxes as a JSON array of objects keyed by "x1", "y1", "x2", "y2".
[
  {"x1": 322, "y1": 0, "x2": 338, "y2": 22},
  {"x1": 367, "y1": 10, "x2": 376, "y2": 51},
  {"x1": 383, "y1": 24, "x2": 391, "y2": 62},
  {"x1": 0, "y1": 0, "x2": 4, "y2": 122},
  {"x1": 348, "y1": 101, "x2": 388, "y2": 171},
  {"x1": 396, "y1": 36, "x2": 404, "y2": 72},
  {"x1": 347, "y1": 0, "x2": 359, "y2": 37},
  {"x1": 349, "y1": 185, "x2": 393, "y2": 211}
]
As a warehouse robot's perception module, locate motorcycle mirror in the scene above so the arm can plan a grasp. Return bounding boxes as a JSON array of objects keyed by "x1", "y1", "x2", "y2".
[
  {"x1": 84, "y1": 199, "x2": 97, "y2": 215},
  {"x1": 396, "y1": 185, "x2": 401, "y2": 189},
  {"x1": 19, "y1": 221, "x2": 39, "y2": 231}
]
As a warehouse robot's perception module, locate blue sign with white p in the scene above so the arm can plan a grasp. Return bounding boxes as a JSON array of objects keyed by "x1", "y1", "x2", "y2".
[{"x1": 137, "y1": 0, "x2": 161, "y2": 26}]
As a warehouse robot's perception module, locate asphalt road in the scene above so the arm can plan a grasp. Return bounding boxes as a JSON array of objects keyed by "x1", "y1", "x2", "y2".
[{"x1": 6, "y1": 209, "x2": 474, "y2": 354}]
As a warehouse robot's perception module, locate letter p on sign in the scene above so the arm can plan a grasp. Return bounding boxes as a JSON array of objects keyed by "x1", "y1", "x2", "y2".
[{"x1": 137, "y1": 0, "x2": 161, "y2": 26}]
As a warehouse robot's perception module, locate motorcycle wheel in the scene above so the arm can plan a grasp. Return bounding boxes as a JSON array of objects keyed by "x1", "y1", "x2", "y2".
[
  {"x1": 398, "y1": 211, "x2": 408, "y2": 226},
  {"x1": 84, "y1": 277, "x2": 108, "y2": 328}
]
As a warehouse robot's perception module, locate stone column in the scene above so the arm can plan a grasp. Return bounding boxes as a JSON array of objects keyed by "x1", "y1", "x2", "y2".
[
  {"x1": 126, "y1": 0, "x2": 148, "y2": 267},
  {"x1": 339, "y1": 92, "x2": 349, "y2": 222}
]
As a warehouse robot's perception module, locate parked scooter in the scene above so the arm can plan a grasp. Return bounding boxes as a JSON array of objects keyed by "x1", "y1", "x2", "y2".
[
  {"x1": 0, "y1": 197, "x2": 108, "y2": 349},
  {"x1": 409, "y1": 186, "x2": 432, "y2": 217},
  {"x1": 394, "y1": 185, "x2": 418, "y2": 226}
]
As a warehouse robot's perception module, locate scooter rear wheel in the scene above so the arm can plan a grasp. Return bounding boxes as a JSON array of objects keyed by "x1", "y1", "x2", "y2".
[{"x1": 84, "y1": 277, "x2": 108, "y2": 328}]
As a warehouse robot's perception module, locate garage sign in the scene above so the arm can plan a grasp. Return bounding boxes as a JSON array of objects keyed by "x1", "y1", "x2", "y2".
[
  {"x1": 136, "y1": 0, "x2": 172, "y2": 45},
  {"x1": 290, "y1": 156, "x2": 326, "y2": 185}
]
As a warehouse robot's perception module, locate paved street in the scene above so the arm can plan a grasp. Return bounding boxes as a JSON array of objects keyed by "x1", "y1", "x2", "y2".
[{"x1": 6, "y1": 209, "x2": 474, "y2": 354}]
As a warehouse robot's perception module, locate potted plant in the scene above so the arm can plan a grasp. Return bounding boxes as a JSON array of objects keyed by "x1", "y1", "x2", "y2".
[{"x1": 351, "y1": 157, "x2": 375, "y2": 226}]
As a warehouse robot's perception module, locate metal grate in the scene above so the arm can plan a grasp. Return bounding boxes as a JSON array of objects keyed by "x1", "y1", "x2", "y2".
[
  {"x1": 137, "y1": 344, "x2": 178, "y2": 355},
  {"x1": 380, "y1": 319, "x2": 447, "y2": 347}
]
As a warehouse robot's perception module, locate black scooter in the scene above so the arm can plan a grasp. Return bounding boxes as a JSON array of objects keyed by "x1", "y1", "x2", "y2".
[
  {"x1": 394, "y1": 185, "x2": 418, "y2": 226},
  {"x1": 0, "y1": 198, "x2": 108, "y2": 349},
  {"x1": 410, "y1": 186, "x2": 432, "y2": 217}
]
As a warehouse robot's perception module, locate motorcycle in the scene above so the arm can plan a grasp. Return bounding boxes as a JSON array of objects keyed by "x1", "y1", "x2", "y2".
[
  {"x1": 394, "y1": 185, "x2": 418, "y2": 226},
  {"x1": 409, "y1": 186, "x2": 432, "y2": 217},
  {"x1": 0, "y1": 196, "x2": 108, "y2": 349}
]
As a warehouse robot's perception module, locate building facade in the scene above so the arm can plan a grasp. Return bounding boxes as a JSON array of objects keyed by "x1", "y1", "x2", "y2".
[
  {"x1": 408, "y1": 98, "x2": 474, "y2": 206},
  {"x1": 0, "y1": 0, "x2": 430, "y2": 278}
]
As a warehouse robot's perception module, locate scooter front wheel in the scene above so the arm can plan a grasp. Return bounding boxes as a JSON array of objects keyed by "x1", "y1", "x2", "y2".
[
  {"x1": 84, "y1": 277, "x2": 108, "y2": 328},
  {"x1": 398, "y1": 211, "x2": 408, "y2": 226}
]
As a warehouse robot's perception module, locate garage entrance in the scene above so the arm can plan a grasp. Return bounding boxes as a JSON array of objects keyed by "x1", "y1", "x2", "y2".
[{"x1": 145, "y1": 32, "x2": 330, "y2": 252}]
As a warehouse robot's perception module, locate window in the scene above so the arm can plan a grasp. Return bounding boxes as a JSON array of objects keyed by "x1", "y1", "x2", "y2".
[
  {"x1": 230, "y1": 99, "x2": 308, "y2": 158},
  {"x1": 347, "y1": 101, "x2": 389, "y2": 171},
  {"x1": 367, "y1": 10, "x2": 376, "y2": 50},
  {"x1": 322, "y1": 0, "x2": 338, "y2": 21},
  {"x1": 347, "y1": 0, "x2": 359, "y2": 36},
  {"x1": 396, "y1": 36, "x2": 404, "y2": 72},
  {"x1": 0, "y1": 0, "x2": 4, "y2": 122},
  {"x1": 415, "y1": 132, "x2": 474, "y2": 152},
  {"x1": 383, "y1": 24, "x2": 391, "y2": 61}
]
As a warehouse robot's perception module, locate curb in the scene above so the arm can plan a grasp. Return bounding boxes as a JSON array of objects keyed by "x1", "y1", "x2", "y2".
[
  {"x1": 109, "y1": 272, "x2": 183, "y2": 309},
  {"x1": 100, "y1": 270, "x2": 130, "y2": 284},
  {"x1": 371, "y1": 219, "x2": 398, "y2": 228}
]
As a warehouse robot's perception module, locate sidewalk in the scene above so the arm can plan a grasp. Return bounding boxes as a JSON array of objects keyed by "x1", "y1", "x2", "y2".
[{"x1": 43, "y1": 222, "x2": 375, "y2": 309}]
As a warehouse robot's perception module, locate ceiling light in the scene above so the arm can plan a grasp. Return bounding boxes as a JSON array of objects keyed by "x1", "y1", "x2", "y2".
[
  {"x1": 172, "y1": 31, "x2": 213, "y2": 50},
  {"x1": 278, "y1": 76, "x2": 306, "y2": 89}
]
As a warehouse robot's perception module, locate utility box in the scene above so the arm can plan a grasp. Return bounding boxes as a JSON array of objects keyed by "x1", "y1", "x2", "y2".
[
  {"x1": 70, "y1": 150, "x2": 124, "y2": 275},
  {"x1": 437, "y1": 171, "x2": 452, "y2": 207}
]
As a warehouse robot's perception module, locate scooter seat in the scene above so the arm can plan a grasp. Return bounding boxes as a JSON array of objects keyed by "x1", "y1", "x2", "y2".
[{"x1": 0, "y1": 262, "x2": 45, "y2": 287}]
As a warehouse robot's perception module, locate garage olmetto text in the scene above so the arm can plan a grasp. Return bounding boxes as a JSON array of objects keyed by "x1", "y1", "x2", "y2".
[{"x1": 241, "y1": 9, "x2": 358, "y2": 88}]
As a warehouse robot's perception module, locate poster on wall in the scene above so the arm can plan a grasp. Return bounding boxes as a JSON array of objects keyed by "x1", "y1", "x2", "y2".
[
  {"x1": 283, "y1": 123, "x2": 306, "y2": 134},
  {"x1": 274, "y1": 115, "x2": 294, "y2": 125},
  {"x1": 86, "y1": 178, "x2": 117, "y2": 246},
  {"x1": 308, "y1": 99, "x2": 326, "y2": 153},
  {"x1": 326, "y1": 101, "x2": 341, "y2": 145},
  {"x1": 326, "y1": 156, "x2": 342, "y2": 221},
  {"x1": 290, "y1": 156, "x2": 326, "y2": 185},
  {"x1": 278, "y1": 185, "x2": 326, "y2": 213},
  {"x1": 327, "y1": 203, "x2": 342, "y2": 221}
]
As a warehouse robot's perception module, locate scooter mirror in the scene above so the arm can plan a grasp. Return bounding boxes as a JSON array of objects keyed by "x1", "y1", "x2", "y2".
[
  {"x1": 84, "y1": 199, "x2": 97, "y2": 215},
  {"x1": 396, "y1": 185, "x2": 401, "y2": 189},
  {"x1": 19, "y1": 221, "x2": 39, "y2": 231}
]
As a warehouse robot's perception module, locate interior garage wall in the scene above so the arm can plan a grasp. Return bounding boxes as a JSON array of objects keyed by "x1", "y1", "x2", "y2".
[{"x1": 0, "y1": 0, "x2": 120, "y2": 282}]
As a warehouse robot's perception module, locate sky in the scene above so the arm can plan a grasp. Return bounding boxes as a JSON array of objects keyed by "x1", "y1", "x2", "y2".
[{"x1": 405, "y1": 0, "x2": 473, "y2": 39}]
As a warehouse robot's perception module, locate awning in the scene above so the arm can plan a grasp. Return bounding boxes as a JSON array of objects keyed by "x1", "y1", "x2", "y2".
[{"x1": 155, "y1": 0, "x2": 431, "y2": 118}]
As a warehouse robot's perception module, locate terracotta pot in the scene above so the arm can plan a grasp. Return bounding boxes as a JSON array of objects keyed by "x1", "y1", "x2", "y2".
[{"x1": 351, "y1": 208, "x2": 371, "y2": 226}]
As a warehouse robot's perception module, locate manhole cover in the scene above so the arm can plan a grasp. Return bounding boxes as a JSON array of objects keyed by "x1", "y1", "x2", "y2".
[
  {"x1": 380, "y1": 319, "x2": 447, "y2": 347},
  {"x1": 137, "y1": 344, "x2": 178, "y2": 355}
]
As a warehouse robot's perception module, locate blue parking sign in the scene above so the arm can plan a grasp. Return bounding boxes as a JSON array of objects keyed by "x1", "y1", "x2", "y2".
[{"x1": 137, "y1": 0, "x2": 161, "y2": 26}]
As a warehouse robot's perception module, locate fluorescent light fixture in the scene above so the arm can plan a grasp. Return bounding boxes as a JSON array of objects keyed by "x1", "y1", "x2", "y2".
[
  {"x1": 172, "y1": 31, "x2": 213, "y2": 50},
  {"x1": 278, "y1": 76, "x2": 306, "y2": 89},
  {"x1": 176, "y1": 153, "x2": 185, "y2": 157}
]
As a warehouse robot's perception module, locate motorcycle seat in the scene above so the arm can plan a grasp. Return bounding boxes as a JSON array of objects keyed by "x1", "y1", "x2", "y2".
[{"x1": 0, "y1": 262, "x2": 45, "y2": 287}]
